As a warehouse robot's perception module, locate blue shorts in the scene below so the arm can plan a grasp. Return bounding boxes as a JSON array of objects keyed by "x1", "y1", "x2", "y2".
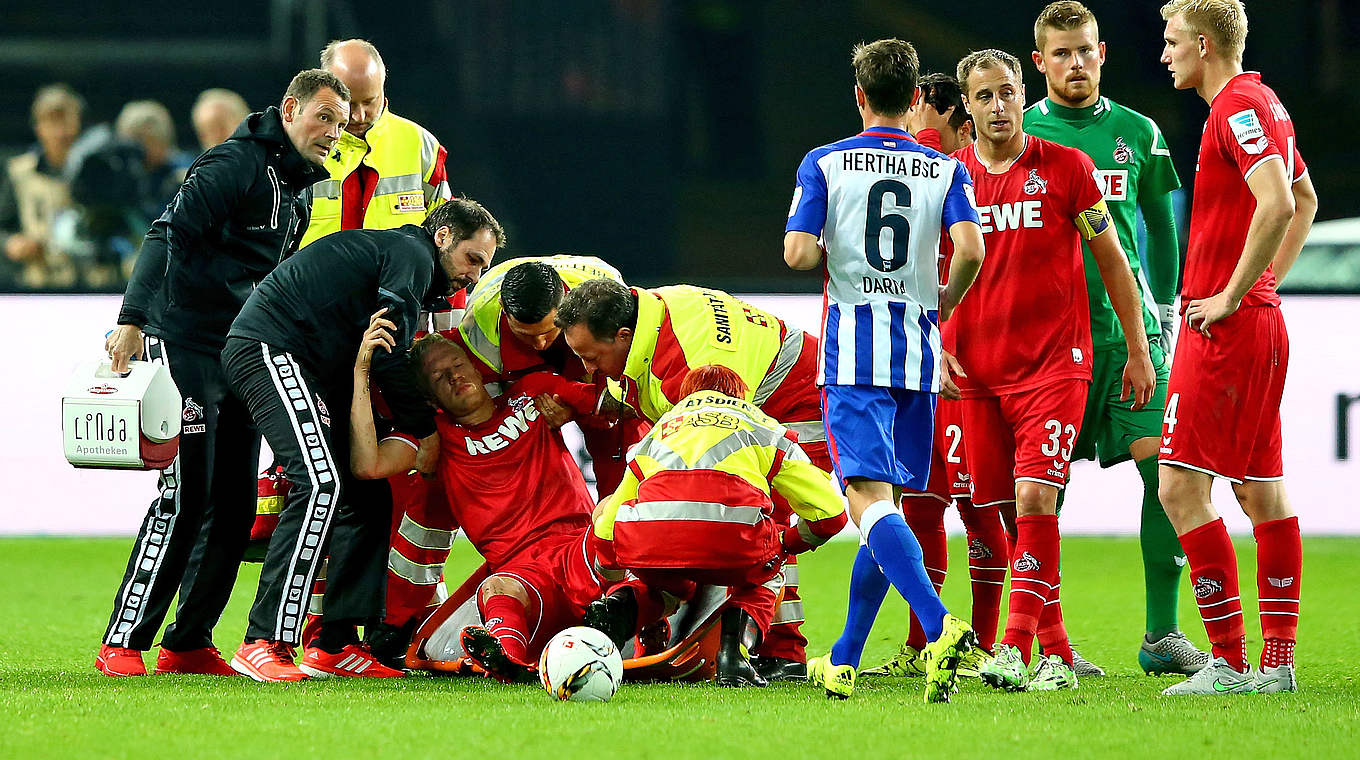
[{"x1": 822, "y1": 385, "x2": 937, "y2": 490}]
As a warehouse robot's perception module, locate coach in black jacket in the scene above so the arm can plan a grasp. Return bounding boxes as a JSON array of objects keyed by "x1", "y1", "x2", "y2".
[
  {"x1": 221, "y1": 198, "x2": 503, "y2": 681},
  {"x1": 95, "y1": 70, "x2": 350, "y2": 678}
]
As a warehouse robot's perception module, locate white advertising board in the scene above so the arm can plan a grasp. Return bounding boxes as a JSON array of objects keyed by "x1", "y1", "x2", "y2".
[{"x1": 3, "y1": 293, "x2": 1357, "y2": 535}]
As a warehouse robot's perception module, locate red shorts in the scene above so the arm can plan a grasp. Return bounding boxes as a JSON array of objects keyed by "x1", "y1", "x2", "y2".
[
  {"x1": 960, "y1": 379, "x2": 1089, "y2": 507},
  {"x1": 1160, "y1": 305, "x2": 1288, "y2": 482},
  {"x1": 910, "y1": 398, "x2": 971, "y2": 501},
  {"x1": 491, "y1": 531, "x2": 608, "y2": 656}
]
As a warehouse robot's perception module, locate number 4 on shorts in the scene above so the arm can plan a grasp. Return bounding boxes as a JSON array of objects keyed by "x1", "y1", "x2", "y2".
[{"x1": 1163, "y1": 393, "x2": 1180, "y2": 435}]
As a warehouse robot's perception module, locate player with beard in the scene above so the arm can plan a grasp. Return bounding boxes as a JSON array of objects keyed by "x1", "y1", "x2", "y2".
[
  {"x1": 1023, "y1": 0, "x2": 1209, "y2": 678},
  {"x1": 952, "y1": 48, "x2": 1155, "y2": 692}
]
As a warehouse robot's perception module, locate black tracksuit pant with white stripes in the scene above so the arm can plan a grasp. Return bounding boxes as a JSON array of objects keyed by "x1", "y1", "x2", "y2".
[
  {"x1": 222, "y1": 337, "x2": 392, "y2": 645},
  {"x1": 103, "y1": 336, "x2": 260, "y2": 651}
]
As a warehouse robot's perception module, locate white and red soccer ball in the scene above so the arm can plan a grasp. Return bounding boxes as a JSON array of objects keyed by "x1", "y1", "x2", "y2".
[{"x1": 538, "y1": 626, "x2": 623, "y2": 702}]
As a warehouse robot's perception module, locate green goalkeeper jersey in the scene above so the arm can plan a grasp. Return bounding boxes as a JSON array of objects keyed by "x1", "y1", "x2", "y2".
[{"x1": 1024, "y1": 96, "x2": 1180, "y2": 349}]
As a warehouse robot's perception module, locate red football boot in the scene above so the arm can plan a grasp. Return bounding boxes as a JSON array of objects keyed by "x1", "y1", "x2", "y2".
[
  {"x1": 300, "y1": 643, "x2": 405, "y2": 678},
  {"x1": 96, "y1": 645, "x2": 147, "y2": 677},
  {"x1": 155, "y1": 646, "x2": 239, "y2": 676},
  {"x1": 230, "y1": 639, "x2": 309, "y2": 682}
]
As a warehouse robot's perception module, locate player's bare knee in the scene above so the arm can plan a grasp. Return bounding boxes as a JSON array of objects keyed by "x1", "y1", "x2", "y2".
[
  {"x1": 1232, "y1": 480, "x2": 1293, "y2": 526},
  {"x1": 478, "y1": 575, "x2": 529, "y2": 606},
  {"x1": 1128, "y1": 436, "x2": 1159, "y2": 463},
  {"x1": 1014, "y1": 482, "x2": 1058, "y2": 516}
]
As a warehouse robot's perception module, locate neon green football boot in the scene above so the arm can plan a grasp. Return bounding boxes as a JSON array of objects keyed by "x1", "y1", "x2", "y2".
[
  {"x1": 979, "y1": 643, "x2": 1030, "y2": 691},
  {"x1": 860, "y1": 642, "x2": 925, "y2": 677},
  {"x1": 809, "y1": 654, "x2": 856, "y2": 699},
  {"x1": 923, "y1": 614, "x2": 977, "y2": 703}
]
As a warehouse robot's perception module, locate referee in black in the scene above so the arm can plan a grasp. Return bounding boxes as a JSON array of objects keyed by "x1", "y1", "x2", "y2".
[
  {"x1": 223, "y1": 198, "x2": 503, "y2": 681},
  {"x1": 98, "y1": 70, "x2": 349, "y2": 677}
]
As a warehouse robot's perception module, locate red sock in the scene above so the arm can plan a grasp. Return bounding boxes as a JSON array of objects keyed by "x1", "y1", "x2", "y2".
[
  {"x1": 1254, "y1": 516, "x2": 1301, "y2": 668},
  {"x1": 904, "y1": 496, "x2": 948, "y2": 650},
  {"x1": 1035, "y1": 576, "x2": 1073, "y2": 665},
  {"x1": 957, "y1": 499, "x2": 1008, "y2": 651},
  {"x1": 1179, "y1": 519, "x2": 1247, "y2": 672},
  {"x1": 478, "y1": 594, "x2": 530, "y2": 665},
  {"x1": 1001, "y1": 514, "x2": 1059, "y2": 664}
]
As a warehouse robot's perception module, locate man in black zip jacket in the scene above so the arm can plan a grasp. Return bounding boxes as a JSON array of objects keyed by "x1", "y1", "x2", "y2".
[
  {"x1": 96, "y1": 69, "x2": 350, "y2": 678},
  {"x1": 222, "y1": 198, "x2": 503, "y2": 681}
]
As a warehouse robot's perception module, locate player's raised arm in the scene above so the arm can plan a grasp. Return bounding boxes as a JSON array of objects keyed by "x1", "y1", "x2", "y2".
[
  {"x1": 1083, "y1": 202, "x2": 1155, "y2": 409},
  {"x1": 1184, "y1": 157, "x2": 1294, "y2": 337},
  {"x1": 350, "y1": 310, "x2": 419, "y2": 480},
  {"x1": 1271, "y1": 172, "x2": 1317, "y2": 285}
]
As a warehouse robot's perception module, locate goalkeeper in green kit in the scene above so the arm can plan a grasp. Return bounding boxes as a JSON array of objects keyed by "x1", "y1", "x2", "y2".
[{"x1": 1024, "y1": 1, "x2": 1210, "y2": 676}]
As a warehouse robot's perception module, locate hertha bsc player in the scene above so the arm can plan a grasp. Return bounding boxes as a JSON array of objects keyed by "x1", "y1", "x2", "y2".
[
  {"x1": 1024, "y1": 1, "x2": 1210, "y2": 677},
  {"x1": 1156, "y1": 0, "x2": 1316, "y2": 696},
  {"x1": 952, "y1": 48, "x2": 1155, "y2": 692},
  {"x1": 784, "y1": 39, "x2": 985, "y2": 702}
]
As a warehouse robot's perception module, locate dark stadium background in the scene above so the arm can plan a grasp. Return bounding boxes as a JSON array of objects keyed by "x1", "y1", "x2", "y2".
[{"x1": 1, "y1": 0, "x2": 1353, "y2": 291}]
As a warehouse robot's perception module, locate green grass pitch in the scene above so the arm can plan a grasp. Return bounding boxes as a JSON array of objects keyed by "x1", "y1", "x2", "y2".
[{"x1": 2, "y1": 536, "x2": 1358, "y2": 759}]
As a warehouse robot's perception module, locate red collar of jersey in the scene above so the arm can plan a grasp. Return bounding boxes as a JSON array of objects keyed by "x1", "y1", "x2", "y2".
[{"x1": 859, "y1": 127, "x2": 916, "y2": 142}]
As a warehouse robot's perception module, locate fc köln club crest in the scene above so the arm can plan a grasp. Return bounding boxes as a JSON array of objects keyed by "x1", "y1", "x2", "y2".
[
  {"x1": 1023, "y1": 169, "x2": 1048, "y2": 195},
  {"x1": 1113, "y1": 137, "x2": 1132, "y2": 164}
]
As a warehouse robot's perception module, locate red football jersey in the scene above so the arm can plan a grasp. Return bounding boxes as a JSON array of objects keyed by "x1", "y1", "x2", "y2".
[
  {"x1": 1185, "y1": 72, "x2": 1306, "y2": 308},
  {"x1": 950, "y1": 136, "x2": 1103, "y2": 396},
  {"x1": 434, "y1": 379, "x2": 593, "y2": 568}
]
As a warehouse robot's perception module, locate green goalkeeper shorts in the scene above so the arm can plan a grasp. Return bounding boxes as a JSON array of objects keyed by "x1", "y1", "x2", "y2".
[{"x1": 1072, "y1": 341, "x2": 1170, "y2": 468}]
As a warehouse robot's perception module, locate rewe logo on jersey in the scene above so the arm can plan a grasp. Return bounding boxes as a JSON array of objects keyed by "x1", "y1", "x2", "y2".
[
  {"x1": 1023, "y1": 169, "x2": 1048, "y2": 195},
  {"x1": 464, "y1": 402, "x2": 541, "y2": 455},
  {"x1": 977, "y1": 200, "x2": 1043, "y2": 234},
  {"x1": 1093, "y1": 169, "x2": 1129, "y2": 202}
]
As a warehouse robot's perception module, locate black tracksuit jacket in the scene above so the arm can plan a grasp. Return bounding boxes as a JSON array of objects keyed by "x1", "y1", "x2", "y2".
[
  {"x1": 228, "y1": 224, "x2": 450, "y2": 440},
  {"x1": 117, "y1": 107, "x2": 330, "y2": 351}
]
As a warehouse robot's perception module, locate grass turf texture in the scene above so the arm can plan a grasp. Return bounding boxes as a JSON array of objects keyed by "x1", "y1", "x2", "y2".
[{"x1": 2, "y1": 537, "x2": 1358, "y2": 760}]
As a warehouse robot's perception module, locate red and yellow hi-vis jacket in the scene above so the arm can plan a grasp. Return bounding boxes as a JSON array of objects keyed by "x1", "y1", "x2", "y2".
[
  {"x1": 594, "y1": 391, "x2": 846, "y2": 571},
  {"x1": 612, "y1": 286, "x2": 825, "y2": 447}
]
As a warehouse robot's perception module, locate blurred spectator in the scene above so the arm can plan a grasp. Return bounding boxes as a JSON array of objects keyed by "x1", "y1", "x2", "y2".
[
  {"x1": 117, "y1": 100, "x2": 195, "y2": 218},
  {"x1": 63, "y1": 100, "x2": 194, "y2": 288},
  {"x1": 191, "y1": 88, "x2": 250, "y2": 151},
  {"x1": 0, "y1": 84, "x2": 84, "y2": 289}
]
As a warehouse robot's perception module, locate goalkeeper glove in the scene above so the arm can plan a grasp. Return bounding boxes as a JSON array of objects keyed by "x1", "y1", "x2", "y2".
[{"x1": 1158, "y1": 303, "x2": 1177, "y2": 357}]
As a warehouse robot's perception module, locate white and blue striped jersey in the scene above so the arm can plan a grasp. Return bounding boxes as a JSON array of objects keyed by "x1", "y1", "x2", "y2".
[{"x1": 786, "y1": 127, "x2": 979, "y2": 391}]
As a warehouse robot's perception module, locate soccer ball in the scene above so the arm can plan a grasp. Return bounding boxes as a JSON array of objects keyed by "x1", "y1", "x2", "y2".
[{"x1": 538, "y1": 626, "x2": 623, "y2": 702}]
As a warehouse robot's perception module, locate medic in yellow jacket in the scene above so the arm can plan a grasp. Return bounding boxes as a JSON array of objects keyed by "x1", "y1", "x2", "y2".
[
  {"x1": 458, "y1": 254, "x2": 623, "y2": 381},
  {"x1": 587, "y1": 366, "x2": 846, "y2": 687},
  {"x1": 556, "y1": 280, "x2": 828, "y2": 469},
  {"x1": 594, "y1": 386, "x2": 847, "y2": 568},
  {"x1": 300, "y1": 108, "x2": 451, "y2": 249}
]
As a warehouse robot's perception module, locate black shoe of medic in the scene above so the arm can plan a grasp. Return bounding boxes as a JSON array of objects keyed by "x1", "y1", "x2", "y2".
[
  {"x1": 752, "y1": 656, "x2": 808, "y2": 682},
  {"x1": 365, "y1": 620, "x2": 416, "y2": 671},
  {"x1": 584, "y1": 588, "x2": 639, "y2": 650},
  {"x1": 459, "y1": 626, "x2": 538, "y2": 684},
  {"x1": 715, "y1": 608, "x2": 768, "y2": 688}
]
